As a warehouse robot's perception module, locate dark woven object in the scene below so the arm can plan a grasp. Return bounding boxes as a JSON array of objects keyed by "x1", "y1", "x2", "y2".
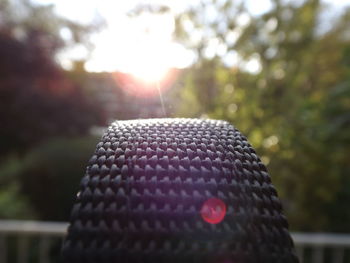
[{"x1": 62, "y1": 118, "x2": 298, "y2": 263}]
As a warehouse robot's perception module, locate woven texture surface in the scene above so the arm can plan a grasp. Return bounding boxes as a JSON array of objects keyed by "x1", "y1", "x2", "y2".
[{"x1": 62, "y1": 118, "x2": 298, "y2": 263}]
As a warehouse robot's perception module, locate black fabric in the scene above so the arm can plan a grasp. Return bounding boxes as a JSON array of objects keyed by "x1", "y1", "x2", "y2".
[{"x1": 62, "y1": 118, "x2": 298, "y2": 263}]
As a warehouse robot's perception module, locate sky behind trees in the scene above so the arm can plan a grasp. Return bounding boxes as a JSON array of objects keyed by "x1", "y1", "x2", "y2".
[{"x1": 32, "y1": 0, "x2": 350, "y2": 73}]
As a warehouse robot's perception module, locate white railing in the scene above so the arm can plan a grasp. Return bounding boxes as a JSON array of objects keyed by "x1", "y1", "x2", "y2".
[
  {"x1": 0, "y1": 220, "x2": 349, "y2": 263},
  {"x1": 0, "y1": 220, "x2": 67, "y2": 263},
  {"x1": 292, "y1": 232, "x2": 350, "y2": 263}
]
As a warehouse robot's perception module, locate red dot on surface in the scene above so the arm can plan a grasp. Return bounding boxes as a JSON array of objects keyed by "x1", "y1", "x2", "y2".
[{"x1": 200, "y1": 198, "x2": 227, "y2": 224}]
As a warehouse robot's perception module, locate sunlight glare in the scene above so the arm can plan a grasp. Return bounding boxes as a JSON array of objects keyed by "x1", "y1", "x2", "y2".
[
  {"x1": 122, "y1": 38, "x2": 170, "y2": 83},
  {"x1": 124, "y1": 12, "x2": 173, "y2": 83},
  {"x1": 85, "y1": 8, "x2": 194, "y2": 84}
]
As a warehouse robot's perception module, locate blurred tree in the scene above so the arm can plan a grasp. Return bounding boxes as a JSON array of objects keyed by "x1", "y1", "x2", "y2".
[
  {"x1": 174, "y1": 0, "x2": 350, "y2": 231},
  {"x1": 16, "y1": 136, "x2": 99, "y2": 221},
  {"x1": 0, "y1": 0, "x2": 104, "y2": 158},
  {"x1": 0, "y1": 156, "x2": 36, "y2": 219}
]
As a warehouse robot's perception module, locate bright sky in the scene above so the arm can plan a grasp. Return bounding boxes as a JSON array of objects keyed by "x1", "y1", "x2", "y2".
[
  {"x1": 34, "y1": 0, "x2": 199, "y2": 80},
  {"x1": 33, "y1": 0, "x2": 350, "y2": 80}
]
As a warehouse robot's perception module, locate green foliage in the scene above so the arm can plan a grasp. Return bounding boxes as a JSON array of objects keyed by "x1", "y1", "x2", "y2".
[
  {"x1": 0, "y1": 0, "x2": 102, "y2": 49},
  {"x1": 16, "y1": 136, "x2": 99, "y2": 221},
  {"x1": 174, "y1": 0, "x2": 350, "y2": 231},
  {"x1": 0, "y1": 0, "x2": 105, "y2": 157},
  {"x1": 0, "y1": 0, "x2": 105, "y2": 221},
  {"x1": 0, "y1": 136, "x2": 99, "y2": 221},
  {"x1": 0, "y1": 157, "x2": 36, "y2": 219}
]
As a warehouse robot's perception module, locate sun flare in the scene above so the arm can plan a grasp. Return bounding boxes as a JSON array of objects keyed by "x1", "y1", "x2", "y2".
[
  {"x1": 123, "y1": 12, "x2": 173, "y2": 83},
  {"x1": 84, "y1": 8, "x2": 194, "y2": 85},
  {"x1": 122, "y1": 38, "x2": 171, "y2": 83}
]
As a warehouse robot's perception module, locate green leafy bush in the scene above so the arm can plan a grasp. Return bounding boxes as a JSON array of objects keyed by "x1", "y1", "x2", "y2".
[{"x1": 17, "y1": 136, "x2": 99, "y2": 221}]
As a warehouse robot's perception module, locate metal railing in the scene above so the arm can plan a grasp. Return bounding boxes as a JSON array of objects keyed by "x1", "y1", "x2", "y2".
[
  {"x1": 0, "y1": 220, "x2": 67, "y2": 263},
  {"x1": 293, "y1": 232, "x2": 350, "y2": 263},
  {"x1": 0, "y1": 220, "x2": 349, "y2": 263}
]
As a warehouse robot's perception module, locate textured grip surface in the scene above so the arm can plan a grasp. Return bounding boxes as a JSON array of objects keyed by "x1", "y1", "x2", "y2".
[{"x1": 62, "y1": 118, "x2": 298, "y2": 263}]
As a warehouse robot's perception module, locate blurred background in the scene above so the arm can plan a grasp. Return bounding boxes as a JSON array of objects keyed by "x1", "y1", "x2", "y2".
[{"x1": 0, "y1": 0, "x2": 349, "y2": 262}]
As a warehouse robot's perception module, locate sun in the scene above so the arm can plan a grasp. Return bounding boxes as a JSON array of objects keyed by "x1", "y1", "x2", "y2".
[
  {"x1": 121, "y1": 11, "x2": 177, "y2": 83},
  {"x1": 87, "y1": 10, "x2": 175, "y2": 83},
  {"x1": 58, "y1": 2, "x2": 196, "y2": 80},
  {"x1": 84, "y1": 5, "x2": 194, "y2": 85},
  {"x1": 122, "y1": 37, "x2": 171, "y2": 84},
  {"x1": 108, "y1": 10, "x2": 183, "y2": 97}
]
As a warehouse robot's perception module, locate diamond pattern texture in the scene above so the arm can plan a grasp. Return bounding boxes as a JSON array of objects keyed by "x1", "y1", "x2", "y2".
[{"x1": 62, "y1": 118, "x2": 298, "y2": 263}]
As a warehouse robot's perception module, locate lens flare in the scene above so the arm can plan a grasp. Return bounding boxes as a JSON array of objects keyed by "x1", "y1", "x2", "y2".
[
  {"x1": 112, "y1": 68, "x2": 179, "y2": 98},
  {"x1": 200, "y1": 198, "x2": 226, "y2": 224}
]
